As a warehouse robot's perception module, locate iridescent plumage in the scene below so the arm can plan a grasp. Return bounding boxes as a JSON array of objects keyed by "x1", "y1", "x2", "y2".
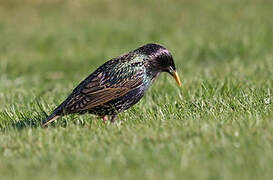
[{"x1": 42, "y1": 43, "x2": 181, "y2": 126}]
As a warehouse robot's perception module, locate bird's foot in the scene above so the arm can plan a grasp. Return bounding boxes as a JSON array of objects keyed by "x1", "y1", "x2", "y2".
[
  {"x1": 110, "y1": 114, "x2": 117, "y2": 124},
  {"x1": 101, "y1": 115, "x2": 108, "y2": 124}
]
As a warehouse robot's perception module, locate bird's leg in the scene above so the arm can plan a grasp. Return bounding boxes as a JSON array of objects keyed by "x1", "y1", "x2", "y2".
[
  {"x1": 101, "y1": 115, "x2": 108, "y2": 123},
  {"x1": 110, "y1": 114, "x2": 117, "y2": 124}
]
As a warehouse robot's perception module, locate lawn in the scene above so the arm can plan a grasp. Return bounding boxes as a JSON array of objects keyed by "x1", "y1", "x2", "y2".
[{"x1": 0, "y1": 0, "x2": 272, "y2": 179}]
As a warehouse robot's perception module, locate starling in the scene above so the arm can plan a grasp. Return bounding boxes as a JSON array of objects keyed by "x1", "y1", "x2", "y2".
[{"x1": 42, "y1": 43, "x2": 181, "y2": 126}]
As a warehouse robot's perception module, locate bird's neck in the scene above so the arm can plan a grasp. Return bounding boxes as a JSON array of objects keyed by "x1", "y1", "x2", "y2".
[{"x1": 144, "y1": 69, "x2": 160, "y2": 87}]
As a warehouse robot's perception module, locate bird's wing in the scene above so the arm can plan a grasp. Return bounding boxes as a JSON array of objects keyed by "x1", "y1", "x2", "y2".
[{"x1": 64, "y1": 66, "x2": 144, "y2": 113}]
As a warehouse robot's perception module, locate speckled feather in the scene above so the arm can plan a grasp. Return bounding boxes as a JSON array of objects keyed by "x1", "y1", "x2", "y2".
[{"x1": 43, "y1": 43, "x2": 178, "y2": 126}]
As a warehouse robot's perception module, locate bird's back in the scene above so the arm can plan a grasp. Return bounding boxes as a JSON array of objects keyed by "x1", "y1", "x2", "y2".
[{"x1": 52, "y1": 52, "x2": 150, "y2": 117}]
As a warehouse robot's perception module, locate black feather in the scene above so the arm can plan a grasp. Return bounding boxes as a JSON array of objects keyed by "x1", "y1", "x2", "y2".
[{"x1": 42, "y1": 43, "x2": 178, "y2": 126}]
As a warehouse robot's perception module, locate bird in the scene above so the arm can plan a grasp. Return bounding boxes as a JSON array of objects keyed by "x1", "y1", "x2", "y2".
[{"x1": 42, "y1": 43, "x2": 181, "y2": 126}]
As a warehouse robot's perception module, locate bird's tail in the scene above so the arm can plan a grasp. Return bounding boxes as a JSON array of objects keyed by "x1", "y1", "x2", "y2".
[
  {"x1": 42, "y1": 113, "x2": 60, "y2": 127},
  {"x1": 42, "y1": 95, "x2": 72, "y2": 127},
  {"x1": 42, "y1": 106, "x2": 63, "y2": 127}
]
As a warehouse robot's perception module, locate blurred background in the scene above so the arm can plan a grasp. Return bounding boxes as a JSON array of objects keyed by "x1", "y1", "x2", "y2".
[
  {"x1": 0, "y1": 0, "x2": 272, "y2": 179},
  {"x1": 1, "y1": 0, "x2": 272, "y2": 110},
  {"x1": 1, "y1": 0, "x2": 272, "y2": 81},
  {"x1": 1, "y1": 0, "x2": 272, "y2": 107}
]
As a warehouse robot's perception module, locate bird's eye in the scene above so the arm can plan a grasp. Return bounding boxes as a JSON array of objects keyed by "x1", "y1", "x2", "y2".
[{"x1": 158, "y1": 58, "x2": 168, "y2": 68}]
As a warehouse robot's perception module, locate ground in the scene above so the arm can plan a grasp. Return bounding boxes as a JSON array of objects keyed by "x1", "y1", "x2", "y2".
[{"x1": 0, "y1": 0, "x2": 272, "y2": 179}]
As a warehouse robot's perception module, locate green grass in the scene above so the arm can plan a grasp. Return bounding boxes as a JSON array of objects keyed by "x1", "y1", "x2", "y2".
[{"x1": 0, "y1": 0, "x2": 272, "y2": 179}]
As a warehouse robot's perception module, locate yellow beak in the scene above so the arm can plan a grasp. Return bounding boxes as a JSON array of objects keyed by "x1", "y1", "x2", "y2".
[{"x1": 172, "y1": 71, "x2": 181, "y2": 87}]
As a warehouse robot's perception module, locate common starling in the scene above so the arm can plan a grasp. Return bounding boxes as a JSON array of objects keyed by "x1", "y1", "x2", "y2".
[{"x1": 42, "y1": 43, "x2": 181, "y2": 126}]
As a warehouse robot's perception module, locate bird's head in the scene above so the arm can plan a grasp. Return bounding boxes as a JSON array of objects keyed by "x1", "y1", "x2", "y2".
[{"x1": 137, "y1": 43, "x2": 181, "y2": 87}]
